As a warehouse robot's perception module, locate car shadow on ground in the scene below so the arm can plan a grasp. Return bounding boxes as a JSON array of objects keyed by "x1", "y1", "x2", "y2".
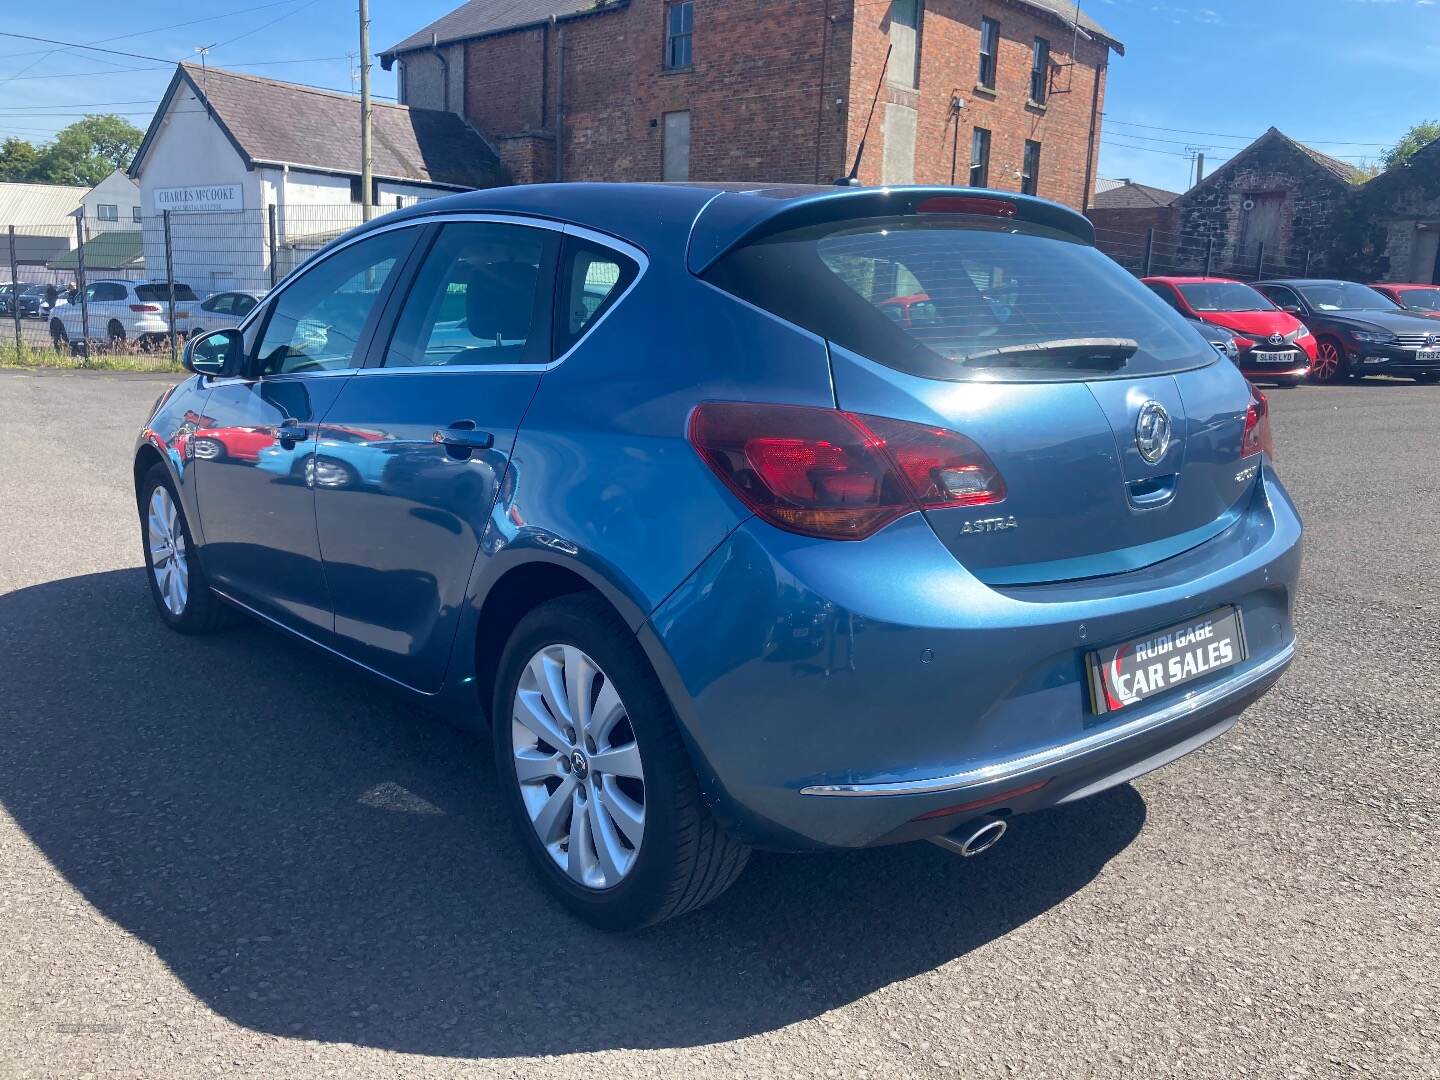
[{"x1": 0, "y1": 569, "x2": 1145, "y2": 1058}]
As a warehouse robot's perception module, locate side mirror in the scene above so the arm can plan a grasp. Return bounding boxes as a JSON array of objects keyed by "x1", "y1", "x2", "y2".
[
  {"x1": 183, "y1": 328, "x2": 242, "y2": 377},
  {"x1": 1280, "y1": 304, "x2": 1303, "y2": 315}
]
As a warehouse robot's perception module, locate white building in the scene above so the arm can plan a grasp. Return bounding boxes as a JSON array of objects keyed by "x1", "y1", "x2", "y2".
[
  {"x1": 127, "y1": 63, "x2": 506, "y2": 293},
  {"x1": 81, "y1": 170, "x2": 142, "y2": 231}
]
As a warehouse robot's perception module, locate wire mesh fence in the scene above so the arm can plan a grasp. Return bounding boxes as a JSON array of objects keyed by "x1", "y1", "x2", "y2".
[
  {"x1": 2, "y1": 201, "x2": 443, "y2": 365},
  {"x1": 1092, "y1": 224, "x2": 1321, "y2": 284}
]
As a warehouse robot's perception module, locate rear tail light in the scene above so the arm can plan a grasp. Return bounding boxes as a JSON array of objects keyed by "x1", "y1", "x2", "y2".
[
  {"x1": 1241, "y1": 386, "x2": 1275, "y2": 460},
  {"x1": 688, "y1": 402, "x2": 1006, "y2": 540},
  {"x1": 129, "y1": 303, "x2": 162, "y2": 313}
]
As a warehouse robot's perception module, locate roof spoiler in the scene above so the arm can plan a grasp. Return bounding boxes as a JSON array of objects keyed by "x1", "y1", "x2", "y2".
[{"x1": 686, "y1": 186, "x2": 1095, "y2": 275}]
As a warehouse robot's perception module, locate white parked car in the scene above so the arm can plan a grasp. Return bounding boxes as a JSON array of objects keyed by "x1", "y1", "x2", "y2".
[
  {"x1": 183, "y1": 289, "x2": 267, "y2": 339},
  {"x1": 49, "y1": 280, "x2": 200, "y2": 349}
]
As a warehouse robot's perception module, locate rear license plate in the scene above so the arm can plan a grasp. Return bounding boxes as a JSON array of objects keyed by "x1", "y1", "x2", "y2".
[
  {"x1": 1249, "y1": 350, "x2": 1293, "y2": 364},
  {"x1": 1417, "y1": 349, "x2": 1440, "y2": 362},
  {"x1": 1087, "y1": 607, "x2": 1246, "y2": 716}
]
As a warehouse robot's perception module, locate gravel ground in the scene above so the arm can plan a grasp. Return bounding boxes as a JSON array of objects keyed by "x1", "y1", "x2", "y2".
[{"x1": 0, "y1": 369, "x2": 1436, "y2": 1080}]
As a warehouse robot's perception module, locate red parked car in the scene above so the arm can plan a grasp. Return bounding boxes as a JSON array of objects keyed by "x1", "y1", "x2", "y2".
[
  {"x1": 1369, "y1": 283, "x2": 1440, "y2": 319},
  {"x1": 1142, "y1": 276, "x2": 1316, "y2": 387}
]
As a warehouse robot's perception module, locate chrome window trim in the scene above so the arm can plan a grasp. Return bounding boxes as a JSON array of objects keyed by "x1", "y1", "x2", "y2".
[
  {"x1": 800, "y1": 641, "x2": 1296, "y2": 797},
  {"x1": 225, "y1": 213, "x2": 649, "y2": 380}
]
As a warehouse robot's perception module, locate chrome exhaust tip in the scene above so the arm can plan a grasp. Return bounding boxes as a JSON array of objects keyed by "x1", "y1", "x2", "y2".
[{"x1": 929, "y1": 814, "x2": 1008, "y2": 858}]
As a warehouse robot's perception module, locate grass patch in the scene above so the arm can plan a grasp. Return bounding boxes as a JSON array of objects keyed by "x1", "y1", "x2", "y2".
[{"x1": 0, "y1": 339, "x2": 183, "y2": 373}]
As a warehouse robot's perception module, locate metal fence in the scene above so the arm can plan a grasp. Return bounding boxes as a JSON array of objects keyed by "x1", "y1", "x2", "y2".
[
  {"x1": 1093, "y1": 224, "x2": 1322, "y2": 284},
  {"x1": 3, "y1": 201, "x2": 442, "y2": 362}
]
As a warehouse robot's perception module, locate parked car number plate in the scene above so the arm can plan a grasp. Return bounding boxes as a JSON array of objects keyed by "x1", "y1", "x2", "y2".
[
  {"x1": 1249, "y1": 350, "x2": 1294, "y2": 364},
  {"x1": 1416, "y1": 349, "x2": 1440, "y2": 362},
  {"x1": 1087, "y1": 607, "x2": 1246, "y2": 716}
]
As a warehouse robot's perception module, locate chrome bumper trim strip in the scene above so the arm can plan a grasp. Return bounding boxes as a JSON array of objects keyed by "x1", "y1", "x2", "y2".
[{"x1": 800, "y1": 641, "x2": 1295, "y2": 797}]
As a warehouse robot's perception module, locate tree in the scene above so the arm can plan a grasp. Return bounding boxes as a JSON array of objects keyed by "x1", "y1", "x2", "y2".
[
  {"x1": 37, "y1": 115, "x2": 145, "y2": 187},
  {"x1": 0, "y1": 137, "x2": 42, "y2": 182},
  {"x1": 1381, "y1": 120, "x2": 1440, "y2": 170}
]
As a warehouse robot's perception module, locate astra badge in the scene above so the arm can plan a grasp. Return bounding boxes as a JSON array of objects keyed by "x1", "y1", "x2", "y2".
[
  {"x1": 1135, "y1": 401, "x2": 1172, "y2": 465},
  {"x1": 961, "y1": 515, "x2": 1018, "y2": 535}
]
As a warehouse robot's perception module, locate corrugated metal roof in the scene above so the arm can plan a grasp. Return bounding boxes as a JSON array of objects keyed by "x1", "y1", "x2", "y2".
[{"x1": 0, "y1": 182, "x2": 87, "y2": 230}]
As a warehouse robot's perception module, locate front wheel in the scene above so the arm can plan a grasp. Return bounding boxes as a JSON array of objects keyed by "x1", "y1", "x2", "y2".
[
  {"x1": 493, "y1": 594, "x2": 749, "y2": 930},
  {"x1": 138, "y1": 463, "x2": 234, "y2": 633},
  {"x1": 1311, "y1": 338, "x2": 1349, "y2": 384}
]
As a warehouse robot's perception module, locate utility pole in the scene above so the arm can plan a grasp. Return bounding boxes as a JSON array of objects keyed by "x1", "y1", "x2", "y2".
[
  {"x1": 1184, "y1": 145, "x2": 1206, "y2": 189},
  {"x1": 358, "y1": 0, "x2": 373, "y2": 222}
]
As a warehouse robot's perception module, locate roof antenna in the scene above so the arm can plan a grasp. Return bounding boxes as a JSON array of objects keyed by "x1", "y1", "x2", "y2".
[
  {"x1": 196, "y1": 44, "x2": 210, "y2": 76},
  {"x1": 839, "y1": 43, "x2": 891, "y2": 186}
]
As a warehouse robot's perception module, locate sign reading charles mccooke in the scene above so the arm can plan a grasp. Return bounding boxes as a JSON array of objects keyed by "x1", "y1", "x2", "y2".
[{"x1": 153, "y1": 184, "x2": 244, "y2": 214}]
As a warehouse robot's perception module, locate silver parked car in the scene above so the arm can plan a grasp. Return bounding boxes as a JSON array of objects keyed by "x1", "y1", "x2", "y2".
[{"x1": 185, "y1": 290, "x2": 267, "y2": 339}]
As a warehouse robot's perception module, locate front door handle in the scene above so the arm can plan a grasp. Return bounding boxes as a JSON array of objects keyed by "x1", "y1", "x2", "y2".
[
  {"x1": 276, "y1": 421, "x2": 310, "y2": 442},
  {"x1": 432, "y1": 420, "x2": 494, "y2": 450}
]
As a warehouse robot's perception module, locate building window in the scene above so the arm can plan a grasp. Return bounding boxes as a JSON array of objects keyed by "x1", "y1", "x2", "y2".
[
  {"x1": 96, "y1": 203, "x2": 119, "y2": 221},
  {"x1": 970, "y1": 128, "x2": 991, "y2": 188},
  {"x1": 132, "y1": 206, "x2": 142, "y2": 223},
  {"x1": 395, "y1": 58, "x2": 407, "y2": 104},
  {"x1": 978, "y1": 18, "x2": 999, "y2": 90},
  {"x1": 1030, "y1": 37, "x2": 1050, "y2": 104},
  {"x1": 888, "y1": 0, "x2": 922, "y2": 88},
  {"x1": 1022, "y1": 140, "x2": 1041, "y2": 195},
  {"x1": 349, "y1": 176, "x2": 382, "y2": 204},
  {"x1": 663, "y1": 110, "x2": 691, "y2": 181},
  {"x1": 665, "y1": 2, "x2": 693, "y2": 69}
]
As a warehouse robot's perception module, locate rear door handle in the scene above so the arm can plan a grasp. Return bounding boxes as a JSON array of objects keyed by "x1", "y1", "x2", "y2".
[{"x1": 433, "y1": 420, "x2": 494, "y2": 450}]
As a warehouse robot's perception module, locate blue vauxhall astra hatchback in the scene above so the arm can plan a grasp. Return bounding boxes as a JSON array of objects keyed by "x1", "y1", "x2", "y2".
[{"x1": 135, "y1": 183, "x2": 1301, "y2": 929}]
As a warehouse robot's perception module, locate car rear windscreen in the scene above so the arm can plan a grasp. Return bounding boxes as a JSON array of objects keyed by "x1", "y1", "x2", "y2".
[
  {"x1": 703, "y1": 216, "x2": 1214, "y2": 382},
  {"x1": 135, "y1": 284, "x2": 200, "y2": 302}
]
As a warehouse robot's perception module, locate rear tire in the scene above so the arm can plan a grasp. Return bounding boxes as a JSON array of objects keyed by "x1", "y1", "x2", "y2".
[
  {"x1": 492, "y1": 594, "x2": 749, "y2": 930},
  {"x1": 138, "y1": 462, "x2": 235, "y2": 634}
]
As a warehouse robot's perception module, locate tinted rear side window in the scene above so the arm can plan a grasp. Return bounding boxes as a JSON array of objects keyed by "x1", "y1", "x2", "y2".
[
  {"x1": 703, "y1": 216, "x2": 1213, "y2": 382},
  {"x1": 136, "y1": 284, "x2": 200, "y2": 302},
  {"x1": 553, "y1": 237, "x2": 639, "y2": 356}
]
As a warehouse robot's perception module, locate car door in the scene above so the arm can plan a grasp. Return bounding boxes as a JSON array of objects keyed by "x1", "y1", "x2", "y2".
[
  {"x1": 312, "y1": 218, "x2": 568, "y2": 692},
  {"x1": 191, "y1": 226, "x2": 421, "y2": 636},
  {"x1": 82, "y1": 281, "x2": 126, "y2": 339}
]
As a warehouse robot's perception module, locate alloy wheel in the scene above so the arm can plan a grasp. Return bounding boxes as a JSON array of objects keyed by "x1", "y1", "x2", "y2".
[
  {"x1": 146, "y1": 486, "x2": 189, "y2": 616},
  {"x1": 511, "y1": 644, "x2": 646, "y2": 890},
  {"x1": 1313, "y1": 340, "x2": 1342, "y2": 382}
]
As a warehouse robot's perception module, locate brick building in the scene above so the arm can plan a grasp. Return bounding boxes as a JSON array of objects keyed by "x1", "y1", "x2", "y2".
[{"x1": 380, "y1": 0, "x2": 1122, "y2": 209}]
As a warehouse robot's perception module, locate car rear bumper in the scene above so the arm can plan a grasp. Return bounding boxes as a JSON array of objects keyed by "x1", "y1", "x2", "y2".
[{"x1": 643, "y1": 466, "x2": 1302, "y2": 851}]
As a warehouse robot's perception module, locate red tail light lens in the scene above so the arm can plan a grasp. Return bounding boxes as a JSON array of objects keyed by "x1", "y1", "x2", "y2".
[
  {"x1": 688, "y1": 402, "x2": 1006, "y2": 540},
  {"x1": 1241, "y1": 386, "x2": 1274, "y2": 460},
  {"x1": 129, "y1": 303, "x2": 162, "y2": 313}
]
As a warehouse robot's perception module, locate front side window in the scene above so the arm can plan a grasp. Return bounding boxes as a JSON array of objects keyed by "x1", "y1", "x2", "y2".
[
  {"x1": 1295, "y1": 282, "x2": 1399, "y2": 312},
  {"x1": 1146, "y1": 283, "x2": 1182, "y2": 311},
  {"x1": 978, "y1": 18, "x2": 999, "y2": 89},
  {"x1": 1177, "y1": 282, "x2": 1277, "y2": 313},
  {"x1": 234, "y1": 294, "x2": 259, "y2": 317},
  {"x1": 88, "y1": 282, "x2": 127, "y2": 302},
  {"x1": 703, "y1": 215, "x2": 1211, "y2": 383},
  {"x1": 1021, "y1": 140, "x2": 1041, "y2": 196},
  {"x1": 888, "y1": 0, "x2": 922, "y2": 88},
  {"x1": 970, "y1": 128, "x2": 991, "y2": 188},
  {"x1": 384, "y1": 221, "x2": 552, "y2": 367},
  {"x1": 665, "y1": 1, "x2": 693, "y2": 69},
  {"x1": 255, "y1": 228, "x2": 413, "y2": 375},
  {"x1": 1030, "y1": 37, "x2": 1050, "y2": 103},
  {"x1": 554, "y1": 237, "x2": 639, "y2": 356},
  {"x1": 1258, "y1": 285, "x2": 1303, "y2": 311},
  {"x1": 663, "y1": 110, "x2": 691, "y2": 181}
]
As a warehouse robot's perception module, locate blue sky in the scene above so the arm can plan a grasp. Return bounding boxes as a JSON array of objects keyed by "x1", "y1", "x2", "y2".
[{"x1": 1, "y1": 0, "x2": 1435, "y2": 194}]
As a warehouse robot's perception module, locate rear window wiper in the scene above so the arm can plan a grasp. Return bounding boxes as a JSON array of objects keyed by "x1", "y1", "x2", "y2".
[{"x1": 957, "y1": 337, "x2": 1139, "y2": 370}]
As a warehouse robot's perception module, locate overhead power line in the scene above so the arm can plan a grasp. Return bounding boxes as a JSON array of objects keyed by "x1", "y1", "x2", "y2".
[{"x1": 1104, "y1": 116, "x2": 1387, "y2": 148}]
